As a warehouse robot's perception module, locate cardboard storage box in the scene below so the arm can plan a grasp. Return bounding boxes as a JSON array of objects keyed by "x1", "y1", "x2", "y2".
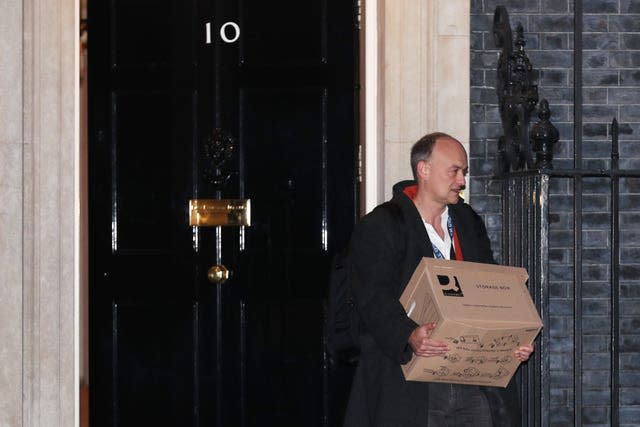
[{"x1": 399, "y1": 258, "x2": 543, "y2": 387}]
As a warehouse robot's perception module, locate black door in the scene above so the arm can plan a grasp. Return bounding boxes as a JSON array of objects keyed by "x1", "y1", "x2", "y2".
[{"x1": 88, "y1": 1, "x2": 359, "y2": 426}]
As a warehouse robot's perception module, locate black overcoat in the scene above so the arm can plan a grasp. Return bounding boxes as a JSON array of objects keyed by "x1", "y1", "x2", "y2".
[{"x1": 343, "y1": 181, "x2": 521, "y2": 427}]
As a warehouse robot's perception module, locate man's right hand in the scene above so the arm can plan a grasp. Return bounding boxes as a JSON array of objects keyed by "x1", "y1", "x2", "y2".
[{"x1": 408, "y1": 323, "x2": 449, "y2": 357}]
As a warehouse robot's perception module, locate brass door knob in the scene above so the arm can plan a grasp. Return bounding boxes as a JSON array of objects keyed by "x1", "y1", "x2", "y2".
[{"x1": 207, "y1": 264, "x2": 230, "y2": 285}]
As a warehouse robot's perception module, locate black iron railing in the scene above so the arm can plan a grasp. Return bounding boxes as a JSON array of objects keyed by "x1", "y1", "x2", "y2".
[{"x1": 490, "y1": 5, "x2": 636, "y2": 426}]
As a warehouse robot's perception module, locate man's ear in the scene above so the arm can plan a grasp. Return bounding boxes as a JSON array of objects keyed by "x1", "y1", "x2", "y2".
[{"x1": 417, "y1": 160, "x2": 430, "y2": 179}]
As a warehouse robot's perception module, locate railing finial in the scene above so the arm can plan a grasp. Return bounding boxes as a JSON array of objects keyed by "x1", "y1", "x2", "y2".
[
  {"x1": 494, "y1": 6, "x2": 540, "y2": 173},
  {"x1": 530, "y1": 100, "x2": 559, "y2": 170}
]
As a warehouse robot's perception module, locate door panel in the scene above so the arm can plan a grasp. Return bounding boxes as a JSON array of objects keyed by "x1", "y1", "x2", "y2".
[
  {"x1": 242, "y1": 0, "x2": 325, "y2": 65},
  {"x1": 242, "y1": 88, "x2": 326, "y2": 252},
  {"x1": 115, "y1": 303, "x2": 195, "y2": 426},
  {"x1": 89, "y1": 0, "x2": 358, "y2": 426},
  {"x1": 112, "y1": 92, "x2": 188, "y2": 250},
  {"x1": 236, "y1": 87, "x2": 329, "y2": 425},
  {"x1": 244, "y1": 300, "x2": 326, "y2": 424}
]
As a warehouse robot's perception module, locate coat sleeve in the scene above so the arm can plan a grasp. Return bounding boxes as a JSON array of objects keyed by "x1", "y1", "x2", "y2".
[{"x1": 348, "y1": 206, "x2": 418, "y2": 364}]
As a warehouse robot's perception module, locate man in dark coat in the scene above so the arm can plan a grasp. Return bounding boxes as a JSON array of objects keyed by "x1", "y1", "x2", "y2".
[{"x1": 343, "y1": 132, "x2": 534, "y2": 426}]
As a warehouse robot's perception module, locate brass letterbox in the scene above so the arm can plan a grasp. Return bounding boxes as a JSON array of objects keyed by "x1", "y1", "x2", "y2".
[{"x1": 189, "y1": 199, "x2": 251, "y2": 227}]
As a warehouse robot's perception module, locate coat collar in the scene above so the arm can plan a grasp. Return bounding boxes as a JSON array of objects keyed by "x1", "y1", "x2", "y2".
[{"x1": 390, "y1": 180, "x2": 466, "y2": 260}]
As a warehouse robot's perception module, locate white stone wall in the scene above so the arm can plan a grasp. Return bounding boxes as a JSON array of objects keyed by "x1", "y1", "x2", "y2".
[
  {"x1": 1, "y1": 0, "x2": 25, "y2": 425},
  {"x1": 365, "y1": 0, "x2": 470, "y2": 208},
  {"x1": 1, "y1": 0, "x2": 78, "y2": 426}
]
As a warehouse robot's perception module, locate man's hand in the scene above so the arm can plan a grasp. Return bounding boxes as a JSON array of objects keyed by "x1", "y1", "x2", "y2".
[
  {"x1": 408, "y1": 323, "x2": 449, "y2": 357},
  {"x1": 514, "y1": 343, "x2": 535, "y2": 362}
]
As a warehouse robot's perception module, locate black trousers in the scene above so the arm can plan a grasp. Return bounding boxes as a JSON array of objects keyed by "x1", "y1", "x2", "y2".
[{"x1": 427, "y1": 383, "x2": 492, "y2": 427}]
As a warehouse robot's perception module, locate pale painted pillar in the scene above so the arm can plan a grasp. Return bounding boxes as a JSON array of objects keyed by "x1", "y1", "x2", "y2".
[
  {"x1": 1, "y1": 0, "x2": 26, "y2": 424},
  {"x1": 364, "y1": 0, "x2": 470, "y2": 210},
  {"x1": 0, "y1": 0, "x2": 79, "y2": 426}
]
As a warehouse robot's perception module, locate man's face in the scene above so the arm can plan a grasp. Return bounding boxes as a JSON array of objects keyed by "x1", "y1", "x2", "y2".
[{"x1": 421, "y1": 137, "x2": 468, "y2": 206}]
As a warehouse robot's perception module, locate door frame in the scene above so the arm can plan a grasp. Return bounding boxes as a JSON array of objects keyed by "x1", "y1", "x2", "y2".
[{"x1": 1, "y1": 0, "x2": 80, "y2": 425}]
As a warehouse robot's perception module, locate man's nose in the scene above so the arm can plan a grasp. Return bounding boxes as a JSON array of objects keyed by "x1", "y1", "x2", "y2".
[{"x1": 456, "y1": 171, "x2": 466, "y2": 186}]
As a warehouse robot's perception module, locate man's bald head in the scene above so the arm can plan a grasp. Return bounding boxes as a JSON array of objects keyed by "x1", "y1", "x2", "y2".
[{"x1": 410, "y1": 132, "x2": 465, "y2": 180}]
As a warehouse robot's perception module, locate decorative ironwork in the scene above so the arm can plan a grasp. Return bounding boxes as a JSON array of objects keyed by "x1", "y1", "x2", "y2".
[
  {"x1": 492, "y1": 7, "x2": 640, "y2": 427},
  {"x1": 530, "y1": 100, "x2": 559, "y2": 169},
  {"x1": 202, "y1": 128, "x2": 237, "y2": 188},
  {"x1": 493, "y1": 6, "x2": 540, "y2": 172},
  {"x1": 497, "y1": 118, "x2": 640, "y2": 427}
]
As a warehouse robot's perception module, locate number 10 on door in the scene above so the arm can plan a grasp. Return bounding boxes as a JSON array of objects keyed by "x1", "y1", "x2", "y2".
[{"x1": 205, "y1": 21, "x2": 240, "y2": 44}]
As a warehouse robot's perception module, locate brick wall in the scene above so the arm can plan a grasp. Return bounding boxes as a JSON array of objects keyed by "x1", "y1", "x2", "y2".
[{"x1": 470, "y1": 1, "x2": 640, "y2": 425}]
